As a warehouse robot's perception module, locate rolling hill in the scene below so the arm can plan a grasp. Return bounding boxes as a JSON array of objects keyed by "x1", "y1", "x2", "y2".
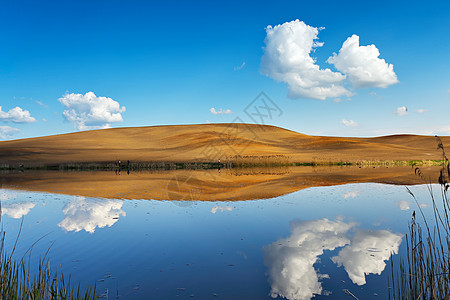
[{"x1": 0, "y1": 123, "x2": 448, "y2": 166}]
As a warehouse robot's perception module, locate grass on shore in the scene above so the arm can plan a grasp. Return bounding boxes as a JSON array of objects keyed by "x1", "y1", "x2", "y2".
[
  {"x1": 0, "y1": 158, "x2": 446, "y2": 171},
  {"x1": 389, "y1": 136, "x2": 450, "y2": 299},
  {"x1": 0, "y1": 216, "x2": 98, "y2": 299}
]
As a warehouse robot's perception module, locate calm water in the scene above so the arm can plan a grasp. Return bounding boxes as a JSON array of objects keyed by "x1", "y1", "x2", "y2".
[{"x1": 0, "y1": 171, "x2": 438, "y2": 299}]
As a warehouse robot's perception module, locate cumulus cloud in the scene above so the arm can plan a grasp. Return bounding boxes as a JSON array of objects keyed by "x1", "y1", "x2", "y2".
[
  {"x1": 416, "y1": 109, "x2": 426, "y2": 114},
  {"x1": 341, "y1": 119, "x2": 359, "y2": 127},
  {"x1": 0, "y1": 126, "x2": 20, "y2": 139},
  {"x1": 0, "y1": 106, "x2": 36, "y2": 123},
  {"x1": 58, "y1": 197, "x2": 126, "y2": 233},
  {"x1": 264, "y1": 218, "x2": 355, "y2": 300},
  {"x1": 261, "y1": 20, "x2": 398, "y2": 100},
  {"x1": 396, "y1": 200, "x2": 410, "y2": 211},
  {"x1": 234, "y1": 62, "x2": 246, "y2": 71},
  {"x1": 395, "y1": 106, "x2": 408, "y2": 116},
  {"x1": 261, "y1": 20, "x2": 351, "y2": 100},
  {"x1": 210, "y1": 206, "x2": 233, "y2": 214},
  {"x1": 58, "y1": 92, "x2": 126, "y2": 130},
  {"x1": 332, "y1": 229, "x2": 402, "y2": 285},
  {"x1": 2, "y1": 202, "x2": 36, "y2": 219},
  {"x1": 210, "y1": 108, "x2": 233, "y2": 115},
  {"x1": 327, "y1": 35, "x2": 398, "y2": 88}
]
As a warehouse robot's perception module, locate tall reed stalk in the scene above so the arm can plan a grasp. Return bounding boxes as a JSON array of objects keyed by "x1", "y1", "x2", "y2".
[
  {"x1": 0, "y1": 212, "x2": 97, "y2": 299},
  {"x1": 390, "y1": 136, "x2": 450, "y2": 299}
]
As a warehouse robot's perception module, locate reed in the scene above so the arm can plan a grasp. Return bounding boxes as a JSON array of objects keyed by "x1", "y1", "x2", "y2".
[
  {"x1": 225, "y1": 155, "x2": 292, "y2": 167},
  {"x1": 0, "y1": 214, "x2": 98, "y2": 299},
  {"x1": 390, "y1": 136, "x2": 450, "y2": 299}
]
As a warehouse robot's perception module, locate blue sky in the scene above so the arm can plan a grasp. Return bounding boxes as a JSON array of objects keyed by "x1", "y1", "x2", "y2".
[{"x1": 0, "y1": 0, "x2": 449, "y2": 139}]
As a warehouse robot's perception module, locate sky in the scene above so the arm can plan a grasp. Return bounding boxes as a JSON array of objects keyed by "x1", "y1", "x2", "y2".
[{"x1": 0, "y1": 0, "x2": 449, "y2": 140}]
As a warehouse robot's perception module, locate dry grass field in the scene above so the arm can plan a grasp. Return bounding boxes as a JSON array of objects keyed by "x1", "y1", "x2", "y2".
[{"x1": 0, "y1": 124, "x2": 448, "y2": 166}]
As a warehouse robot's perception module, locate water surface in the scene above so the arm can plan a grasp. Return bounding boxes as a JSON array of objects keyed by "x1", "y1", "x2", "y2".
[{"x1": 0, "y1": 167, "x2": 440, "y2": 299}]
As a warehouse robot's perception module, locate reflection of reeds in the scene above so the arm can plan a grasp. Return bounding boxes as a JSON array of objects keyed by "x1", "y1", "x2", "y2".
[
  {"x1": 228, "y1": 166, "x2": 291, "y2": 176},
  {"x1": 225, "y1": 155, "x2": 291, "y2": 168},
  {"x1": 0, "y1": 215, "x2": 97, "y2": 299},
  {"x1": 390, "y1": 136, "x2": 450, "y2": 299},
  {"x1": 0, "y1": 159, "x2": 446, "y2": 171}
]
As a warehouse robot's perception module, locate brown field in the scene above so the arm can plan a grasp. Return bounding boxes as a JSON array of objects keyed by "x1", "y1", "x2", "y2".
[{"x1": 0, "y1": 123, "x2": 448, "y2": 165}]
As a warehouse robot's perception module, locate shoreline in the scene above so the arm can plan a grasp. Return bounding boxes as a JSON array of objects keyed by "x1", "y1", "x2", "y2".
[{"x1": 0, "y1": 159, "x2": 445, "y2": 171}]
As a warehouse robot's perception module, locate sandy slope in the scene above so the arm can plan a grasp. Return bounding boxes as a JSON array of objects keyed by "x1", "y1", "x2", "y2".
[{"x1": 0, "y1": 124, "x2": 448, "y2": 165}]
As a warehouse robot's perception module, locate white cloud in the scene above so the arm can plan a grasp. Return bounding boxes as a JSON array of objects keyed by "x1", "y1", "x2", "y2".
[
  {"x1": 395, "y1": 106, "x2": 408, "y2": 116},
  {"x1": 210, "y1": 107, "x2": 233, "y2": 115},
  {"x1": 396, "y1": 200, "x2": 410, "y2": 211},
  {"x1": 58, "y1": 92, "x2": 126, "y2": 130},
  {"x1": 343, "y1": 191, "x2": 361, "y2": 199},
  {"x1": 0, "y1": 106, "x2": 36, "y2": 123},
  {"x1": 210, "y1": 206, "x2": 233, "y2": 214},
  {"x1": 261, "y1": 20, "x2": 351, "y2": 100},
  {"x1": 0, "y1": 126, "x2": 20, "y2": 139},
  {"x1": 327, "y1": 35, "x2": 398, "y2": 88},
  {"x1": 416, "y1": 109, "x2": 426, "y2": 114},
  {"x1": 234, "y1": 61, "x2": 246, "y2": 71},
  {"x1": 36, "y1": 100, "x2": 48, "y2": 108},
  {"x1": 2, "y1": 202, "x2": 36, "y2": 219},
  {"x1": 332, "y1": 229, "x2": 402, "y2": 285},
  {"x1": 341, "y1": 119, "x2": 359, "y2": 127},
  {"x1": 264, "y1": 218, "x2": 355, "y2": 300},
  {"x1": 58, "y1": 197, "x2": 126, "y2": 233}
]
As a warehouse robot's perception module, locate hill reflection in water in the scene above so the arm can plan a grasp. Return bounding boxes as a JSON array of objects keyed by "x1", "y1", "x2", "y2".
[{"x1": 0, "y1": 166, "x2": 441, "y2": 201}]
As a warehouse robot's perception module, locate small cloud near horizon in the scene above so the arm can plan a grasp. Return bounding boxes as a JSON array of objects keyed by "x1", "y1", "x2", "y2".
[
  {"x1": 341, "y1": 119, "x2": 359, "y2": 127},
  {"x1": 416, "y1": 109, "x2": 426, "y2": 114},
  {"x1": 210, "y1": 107, "x2": 233, "y2": 115},
  {"x1": 395, "y1": 106, "x2": 408, "y2": 116},
  {"x1": 0, "y1": 126, "x2": 20, "y2": 139}
]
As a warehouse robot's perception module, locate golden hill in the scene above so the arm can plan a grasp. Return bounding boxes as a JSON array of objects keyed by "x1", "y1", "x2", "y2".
[{"x1": 0, "y1": 123, "x2": 448, "y2": 165}]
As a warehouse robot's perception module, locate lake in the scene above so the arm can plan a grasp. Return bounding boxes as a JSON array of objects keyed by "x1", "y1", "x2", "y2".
[{"x1": 0, "y1": 166, "x2": 441, "y2": 299}]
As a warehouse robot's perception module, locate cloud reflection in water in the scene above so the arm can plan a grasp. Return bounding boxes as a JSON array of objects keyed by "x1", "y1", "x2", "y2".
[
  {"x1": 2, "y1": 202, "x2": 36, "y2": 219},
  {"x1": 58, "y1": 197, "x2": 126, "y2": 233},
  {"x1": 264, "y1": 218, "x2": 402, "y2": 300},
  {"x1": 211, "y1": 205, "x2": 233, "y2": 214},
  {"x1": 332, "y1": 229, "x2": 402, "y2": 285},
  {"x1": 264, "y1": 218, "x2": 355, "y2": 300}
]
